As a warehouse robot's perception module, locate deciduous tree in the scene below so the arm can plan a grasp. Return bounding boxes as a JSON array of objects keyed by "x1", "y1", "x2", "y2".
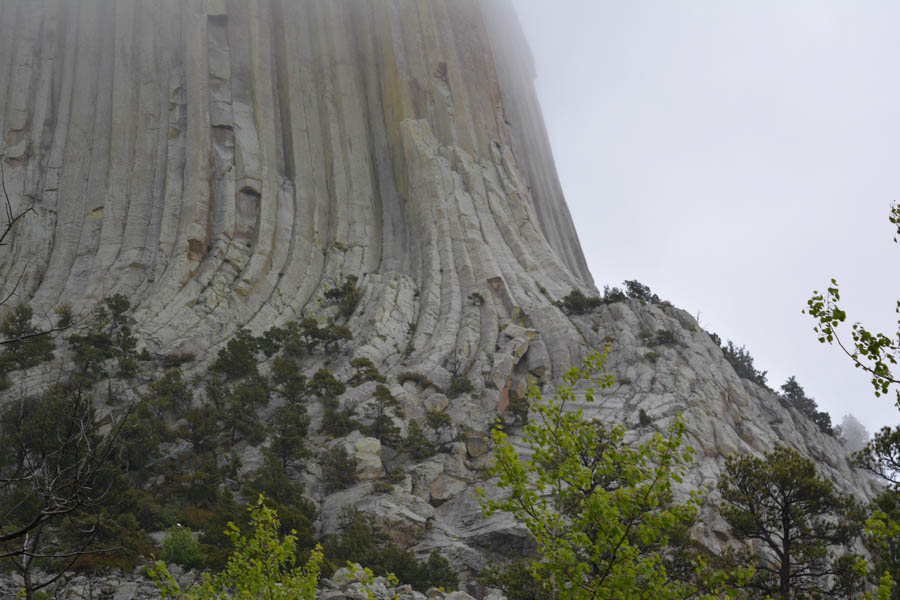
[
  {"x1": 479, "y1": 350, "x2": 745, "y2": 600},
  {"x1": 150, "y1": 496, "x2": 323, "y2": 600}
]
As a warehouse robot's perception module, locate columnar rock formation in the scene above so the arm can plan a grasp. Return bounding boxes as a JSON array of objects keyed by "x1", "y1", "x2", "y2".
[
  {"x1": 0, "y1": 0, "x2": 876, "y2": 589},
  {"x1": 0, "y1": 0, "x2": 590, "y2": 377}
]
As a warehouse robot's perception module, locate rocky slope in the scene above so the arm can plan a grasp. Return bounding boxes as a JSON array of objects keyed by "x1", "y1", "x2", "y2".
[{"x1": 0, "y1": 0, "x2": 878, "y2": 595}]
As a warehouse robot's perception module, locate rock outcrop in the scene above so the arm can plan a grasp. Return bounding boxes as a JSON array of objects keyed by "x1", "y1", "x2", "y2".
[{"x1": 0, "y1": 0, "x2": 877, "y2": 595}]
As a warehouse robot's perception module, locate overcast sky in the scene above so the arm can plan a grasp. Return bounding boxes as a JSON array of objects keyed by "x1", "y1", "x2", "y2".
[{"x1": 511, "y1": 0, "x2": 900, "y2": 436}]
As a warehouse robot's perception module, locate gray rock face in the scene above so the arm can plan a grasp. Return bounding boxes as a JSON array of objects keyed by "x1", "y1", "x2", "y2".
[
  {"x1": 0, "y1": 0, "x2": 589, "y2": 377},
  {"x1": 0, "y1": 0, "x2": 876, "y2": 594}
]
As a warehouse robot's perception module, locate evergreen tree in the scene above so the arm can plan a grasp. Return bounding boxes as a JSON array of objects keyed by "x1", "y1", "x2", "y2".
[
  {"x1": 0, "y1": 303, "x2": 54, "y2": 374},
  {"x1": 367, "y1": 384, "x2": 401, "y2": 445},
  {"x1": 718, "y1": 446, "x2": 863, "y2": 599}
]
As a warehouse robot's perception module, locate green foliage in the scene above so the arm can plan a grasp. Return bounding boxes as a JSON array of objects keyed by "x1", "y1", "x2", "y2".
[
  {"x1": 602, "y1": 285, "x2": 627, "y2": 303},
  {"x1": 118, "y1": 397, "x2": 172, "y2": 475},
  {"x1": 779, "y1": 375, "x2": 834, "y2": 435},
  {"x1": 105, "y1": 293, "x2": 131, "y2": 327},
  {"x1": 322, "y1": 446, "x2": 358, "y2": 493},
  {"x1": 242, "y1": 456, "x2": 318, "y2": 556},
  {"x1": 469, "y1": 291, "x2": 485, "y2": 306},
  {"x1": 179, "y1": 405, "x2": 221, "y2": 453},
  {"x1": 319, "y1": 320, "x2": 353, "y2": 353},
  {"x1": 321, "y1": 405, "x2": 360, "y2": 438},
  {"x1": 400, "y1": 421, "x2": 436, "y2": 459},
  {"x1": 366, "y1": 384, "x2": 401, "y2": 445},
  {"x1": 309, "y1": 368, "x2": 357, "y2": 436},
  {"x1": 268, "y1": 404, "x2": 311, "y2": 472},
  {"x1": 638, "y1": 408, "x2": 652, "y2": 427},
  {"x1": 479, "y1": 560, "x2": 551, "y2": 600},
  {"x1": 479, "y1": 350, "x2": 745, "y2": 600},
  {"x1": 865, "y1": 490, "x2": 900, "y2": 599},
  {"x1": 0, "y1": 381, "x2": 130, "y2": 593},
  {"x1": 623, "y1": 279, "x2": 660, "y2": 303},
  {"x1": 553, "y1": 289, "x2": 603, "y2": 315},
  {"x1": 397, "y1": 371, "x2": 434, "y2": 388},
  {"x1": 323, "y1": 508, "x2": 458, "y2": 592},
  {"x1": 160, "y1": 526, "x2": 205, "y2": 570},
  {"x1": 806, "y1": 205, "x2": 900, "y2": 404},
  {"x1": 149, "y1": 369, "x2": 193, "y2": 414},
  {"x1": 0, "y1": 303, "x2": 54, "y2": 373},
  {"x1": 651, "y1": 329, "x2": 678, "y2": 346},
  {"x1": 642, "y1": 350, "x2": 659, "y2": 363},
  {"x1": 324, "y1": 275, "x2": 362, "y2": 319},
  {"x1": 805, "y1": 204, "x2": 900, "y2": 599},
  {"x1": 447, "y1": 373, "x2": 474, "y2": 399},
  {"x1": 718, "y1": 445, "x2": 863, "y2": 599},
  {"x1": 708, "y1": 332, "x2": 769, "y2": 387},
  {"x1": 150, "y1": 496, "x2": 323, "y2": 600},
  {"x1": 271, "y1": 356, "x2": 308, "y2": 403},
  {"x1": 54, "y1": 303, "x2": 73, "y2": 328},
  {"x1": 309, "y1": 368, "x2": 346, "y2": 405},
  {"x1": 349, "y1": 356, "x2": 385, "y2": 386},
  {"x1": 162, "y1": 351, "x2": 195, "y2": 369},
  {"x1": 854, "y1": 424, "x2": 900, "y2": 486},
  {"x1": 211, "y1": 329, "x2": 260, "y2": 381},
  {"x1": 65, "y1": 300, "x2": 138, "y2": 382},
  {"x1": 507, "y1": 394, "x2": 530, "y2": 426},
  {"x1": 425, "y1": 408, "x2": 452, "y2": 444},
  {"x1": 219, "y1": 376, "x2": 269, "y2": 448}
]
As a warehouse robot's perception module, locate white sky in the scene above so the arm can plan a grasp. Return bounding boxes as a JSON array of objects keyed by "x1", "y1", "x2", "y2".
[{"x1": 511, "y1": 0, "x2": 900, "y2": 436}]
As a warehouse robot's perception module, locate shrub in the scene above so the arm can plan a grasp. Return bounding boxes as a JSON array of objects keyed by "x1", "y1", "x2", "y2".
[
  {"x1": 638, "y1": 408, "x2": 652, "y2": 427},
  {"x1": 554, "y1": 289, "x2": 603, "y2": 315},
  {"x1": 508, "y1": 395, "x2": 530, "y2": 425},
  {"x1": 447, "y1": 373, "x2": 474, "y2": 399},
  {"x1": 324, "y1": 275, "x2": 362, "y2": 319},
  {"x1": 602, "y1": 286, "x2": 627, "y2": 303},
  {"x1": 160, "y1": 526, "x2": 205, "y2": 570},
  {"x1": 400, "y1": 421, "x2": 436, "y2": 459},
  {"x1": 479, "y1": 560, "x2": 551, "y2": 600},
  {"x1": 397, "y1": 371, "x2": 434, "y2": 388},
  {"x1": 652, "y1": 329, "x2": 678, "y2": 346},
  {"x1": 624, "y1": 280, "x2": 660, "y2": 303},
  {"x1": 469, "y1": 292, "x2": 485, "y2": 306},
  {"x1": 425, "y1": 408, "x2": 453, "y2": 444},
  {"x1": 349, "y1": 357, "x2": 385, "y2": 386},
  {"x1": 163, "y1": 352, "x2": 196, "y2": 369},
  {"x1": 386, "y1": 467, "x2": 406, "y2": 484}
]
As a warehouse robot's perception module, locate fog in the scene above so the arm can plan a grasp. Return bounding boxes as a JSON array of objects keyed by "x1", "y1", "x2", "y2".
[{"x1": 512, "y1": 0, "x2": 900, "y2": 436}]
